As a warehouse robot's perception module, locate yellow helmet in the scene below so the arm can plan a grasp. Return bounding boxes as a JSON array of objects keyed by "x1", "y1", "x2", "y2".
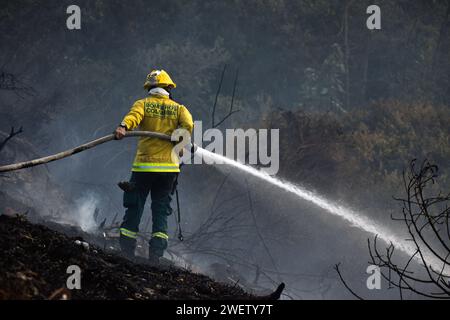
[{"x1": 143, "y1": 69, "x2": 176, "y2": 90}]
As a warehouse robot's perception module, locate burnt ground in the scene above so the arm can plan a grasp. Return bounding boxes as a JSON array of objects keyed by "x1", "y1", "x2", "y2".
[{"x1": 0, "y1": 214, "x2": 284, "y2": 300}]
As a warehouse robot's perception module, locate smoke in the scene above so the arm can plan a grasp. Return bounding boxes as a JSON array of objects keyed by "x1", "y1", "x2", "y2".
[{"x1": 71, "y1": 192, "x2": 99, "y2": 232}]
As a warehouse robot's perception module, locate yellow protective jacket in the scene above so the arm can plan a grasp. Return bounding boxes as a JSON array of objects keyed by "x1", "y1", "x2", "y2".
[{"x1": 121, "y1": 92, "x2": 193, "y2": 173}]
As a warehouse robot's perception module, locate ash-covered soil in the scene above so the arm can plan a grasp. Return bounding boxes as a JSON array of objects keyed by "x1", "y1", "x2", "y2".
[{"x1": 0, "y1": 214, "x2": 283, "y2": 300}]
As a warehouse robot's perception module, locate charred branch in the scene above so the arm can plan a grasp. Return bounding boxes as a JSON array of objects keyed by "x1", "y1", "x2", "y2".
[
  {"x1": 0, "y1": 126, "x2": 23, "y2": 154},
  {"x1": 338, "y1": 160, "x2": 450, "y2": 299},
  {"x1": 0, "y1": 71, "x2": 36, "y2": 98},
  {"x1": 211, "y1": 65, "x2": 240, "y2": 129}
]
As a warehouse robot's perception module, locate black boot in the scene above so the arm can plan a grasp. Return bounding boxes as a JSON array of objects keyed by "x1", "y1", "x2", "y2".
[
  {"x1": 148, "y1": 247, "x2": 175, "y2": 268},
  {"x1": 148, "y1": 251, "x2": 160, "y2": 266},
  {"x1": 119, "y1": 236, "x2": 136, "y2": 260}
]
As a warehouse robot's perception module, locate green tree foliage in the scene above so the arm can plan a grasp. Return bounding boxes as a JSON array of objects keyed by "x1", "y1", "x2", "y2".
[
  {"x1": 263, "y1": 100, "x2": 450, "y2": 212},
  {"x1": 1, "y1": 0, "x2": 449, "y2": 126}
]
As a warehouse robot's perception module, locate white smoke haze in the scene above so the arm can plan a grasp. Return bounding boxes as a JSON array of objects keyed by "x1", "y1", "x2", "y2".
[{"x1": 71, "y1": 192, "x2": 100, "y2": 232}]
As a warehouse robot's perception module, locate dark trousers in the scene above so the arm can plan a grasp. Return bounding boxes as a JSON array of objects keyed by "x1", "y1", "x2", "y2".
[{"x1": 119, "y1": 171, "x2": 177, "y2": 257}]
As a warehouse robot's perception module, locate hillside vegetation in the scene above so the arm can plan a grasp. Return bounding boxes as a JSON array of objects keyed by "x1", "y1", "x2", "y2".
[{"x1": 262, "y1": 100, "x2": 450, "y2": 212}]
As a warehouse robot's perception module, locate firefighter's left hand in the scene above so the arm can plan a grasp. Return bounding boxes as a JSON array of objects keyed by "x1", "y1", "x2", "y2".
[{"x1": 114, "y1": 126, "x2": 126, "y2": 140}]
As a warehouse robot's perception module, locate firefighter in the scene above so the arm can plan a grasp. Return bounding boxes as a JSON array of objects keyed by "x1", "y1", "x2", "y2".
[{"x1": 114, "y1": 69, "x2": 193, "y2": 264}]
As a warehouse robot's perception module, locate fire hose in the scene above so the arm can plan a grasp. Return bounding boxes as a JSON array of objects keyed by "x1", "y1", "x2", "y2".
[
  {"x1": 0, "y1": 131, "x2": 172, "y2": 173},
  {"x1": 0, "y1": 130, "x2": 188, "y2": 240}
]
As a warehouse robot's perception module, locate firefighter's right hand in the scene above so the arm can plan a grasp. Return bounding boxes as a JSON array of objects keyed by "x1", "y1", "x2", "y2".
[{"x1": 114, "y1": 126, "x2": 126, "y2": 140}]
